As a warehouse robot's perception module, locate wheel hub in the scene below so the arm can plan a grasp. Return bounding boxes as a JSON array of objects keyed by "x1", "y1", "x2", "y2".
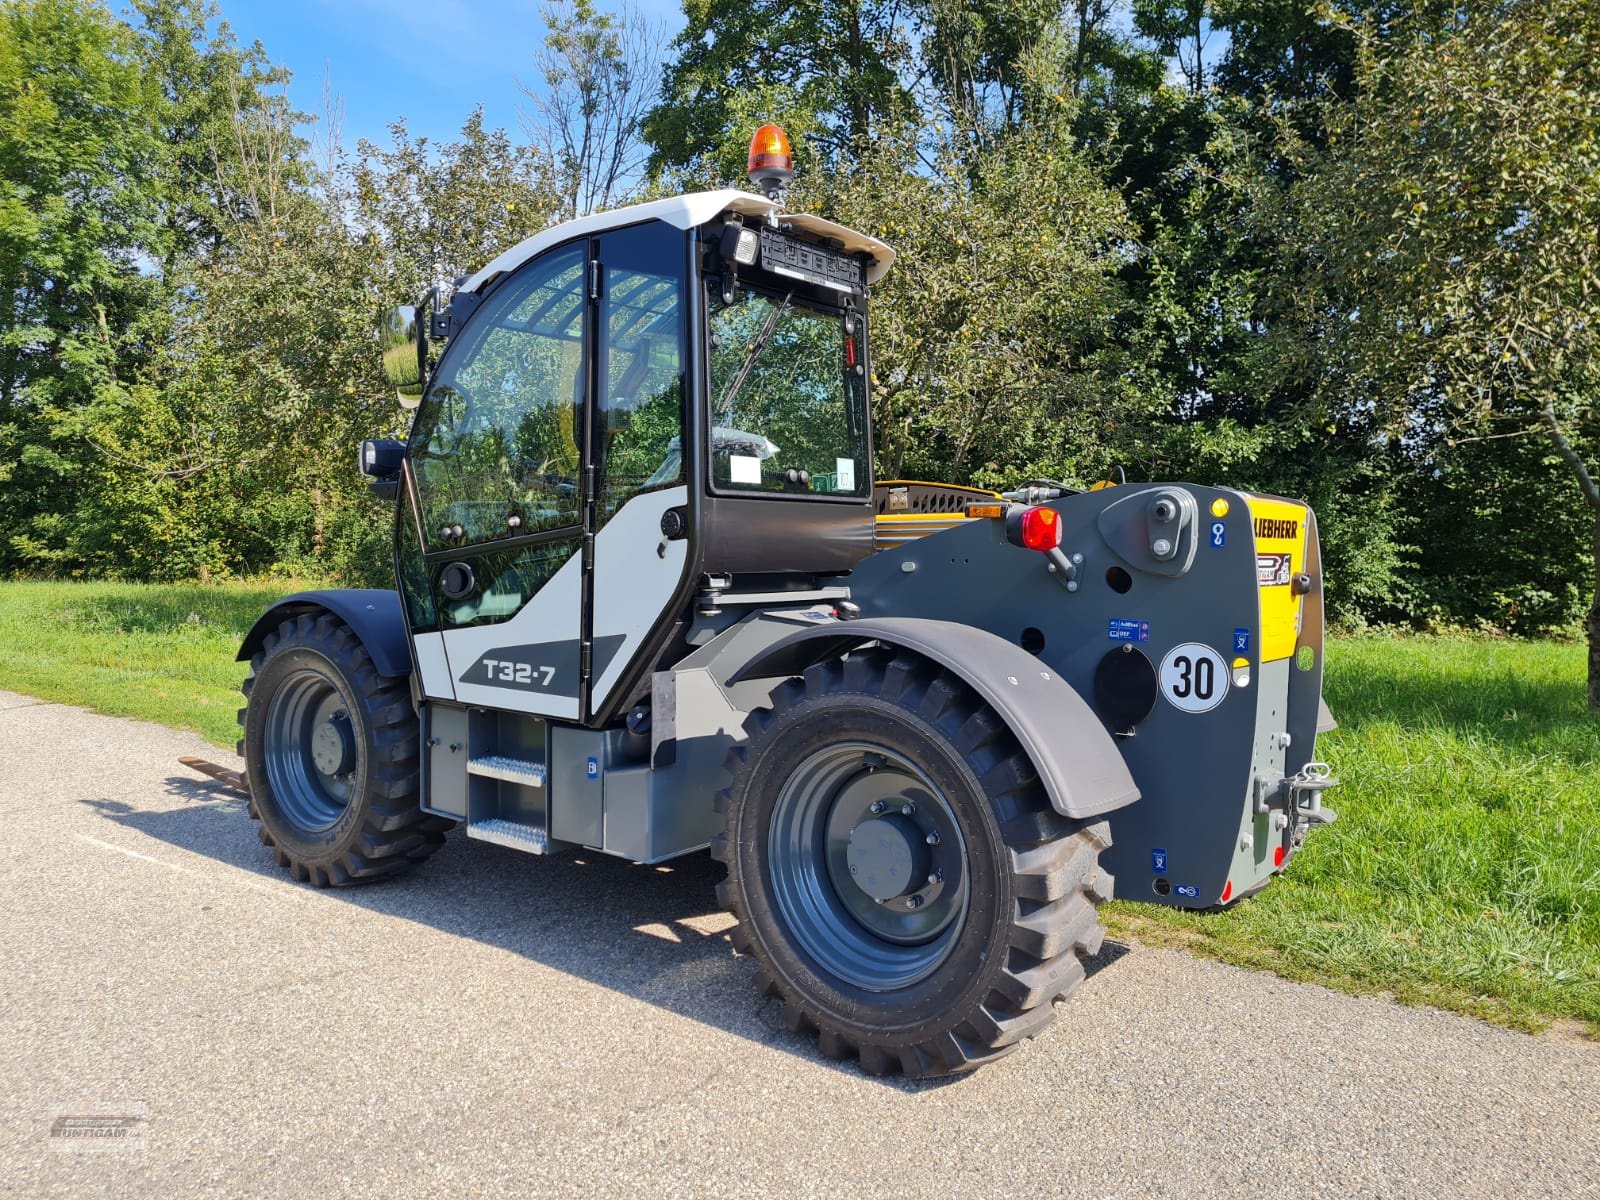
[
  {"x1": 263, "y1": 669, "x2": 357, "y2": 833},
  {"x1": 766, "y1": 740, "x2": 971, "y2": 991},
  {"x1": 310, "y1": 713, "x2": 354, "y2": 776},
  {"x1": 846, "y1": 815, "x2": 930, "y2": 901}
]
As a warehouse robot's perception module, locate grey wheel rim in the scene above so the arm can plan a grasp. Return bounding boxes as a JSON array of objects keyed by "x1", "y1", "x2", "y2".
[
  {"x1": 766, "y1": 741, "x2": 970, "y2": 992},
  {"x1": 263, "y1": 667, "x2": 357, "y2": 833}
]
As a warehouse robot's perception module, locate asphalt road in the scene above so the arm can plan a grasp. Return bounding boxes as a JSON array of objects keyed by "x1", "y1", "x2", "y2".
[{"x1": 2, "y1": 688, "x2": 1597, "y2": 1199}]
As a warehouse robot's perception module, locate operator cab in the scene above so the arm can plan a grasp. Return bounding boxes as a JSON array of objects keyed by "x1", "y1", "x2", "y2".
[{"x1": 369, "y1": 127, "x2": 896, "y2": 726}]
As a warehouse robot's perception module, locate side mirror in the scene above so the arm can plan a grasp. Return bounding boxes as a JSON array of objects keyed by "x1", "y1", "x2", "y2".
[
  {"x1": 359, "y1": 438, "x2": 406, "y2": 479},
  {"x1": 379, "y1": 304, "x2": 424, "y2": 409}
]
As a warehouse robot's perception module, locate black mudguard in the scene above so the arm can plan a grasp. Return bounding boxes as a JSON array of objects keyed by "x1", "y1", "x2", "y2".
[
  {"x1": 236, "y1": 589, "x2": 413, "y2": 680},
  {"x1": 729, "y1": 616, "x2": 1140, "y2": 821}
]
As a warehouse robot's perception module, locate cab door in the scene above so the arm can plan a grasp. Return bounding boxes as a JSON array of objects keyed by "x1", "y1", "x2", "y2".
[
  {"x1": 396, "y1": 243, "x2": 590, "y2": 720},
  {"x1": 586, "y1": 224, "x2": 694, "y2": 718}
]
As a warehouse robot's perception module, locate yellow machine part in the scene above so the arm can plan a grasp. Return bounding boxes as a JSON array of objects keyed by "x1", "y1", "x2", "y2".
[
  {"x1": 873, "y1": 480, "x2": 1000, "y2": 549},
  {"x1": 1245, "y1": 494, "x2": 1310, "y2": 663}
]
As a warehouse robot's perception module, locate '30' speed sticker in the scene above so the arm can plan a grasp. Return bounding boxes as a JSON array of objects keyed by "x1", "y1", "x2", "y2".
[{"x1": 1158, "y1": 642, "x2": 1229, "y2": 713}]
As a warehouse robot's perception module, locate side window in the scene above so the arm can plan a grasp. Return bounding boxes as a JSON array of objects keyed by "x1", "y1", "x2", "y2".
[
  {"x1": 597, "y1": 228, "x2": 685, "y2": 526},
  {"x1": 707, "y1": 289, "x2": 869, "y2": 497},
  {"x1": 408, "y1": 246, "x2": 587, "y2": 549}
]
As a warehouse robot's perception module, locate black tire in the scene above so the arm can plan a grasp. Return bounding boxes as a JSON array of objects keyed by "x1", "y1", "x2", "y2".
[
  {"x1": 713, "y1": 648, "x2": 1113, "y2": 1078},
  {"x1": 238, "y1": 612, "x2": 452, "y2": 886}
]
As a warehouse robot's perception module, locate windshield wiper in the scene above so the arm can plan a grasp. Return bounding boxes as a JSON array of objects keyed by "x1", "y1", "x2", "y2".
[{"x1": 714, "y1": 292, "x2": 792, "y2": 417}]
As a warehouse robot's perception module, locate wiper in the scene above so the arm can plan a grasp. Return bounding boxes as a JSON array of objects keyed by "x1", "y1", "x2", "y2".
[{"x1": 714, "y1": 292, "x2": 792, "y2": 417}]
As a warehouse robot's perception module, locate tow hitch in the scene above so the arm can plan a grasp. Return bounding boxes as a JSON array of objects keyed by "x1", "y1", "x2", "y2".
[{"x1": 1255, "y1": 761, "x2": 1339, "y2": 856}]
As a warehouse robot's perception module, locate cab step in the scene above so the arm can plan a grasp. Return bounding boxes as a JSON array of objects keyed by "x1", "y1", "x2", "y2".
[
  {"x1": 467, "y1": 756, "x2": 547, "y2": 787},
  {"x1": 466, "y1": 818, "x2": 550, "y2": 854}
]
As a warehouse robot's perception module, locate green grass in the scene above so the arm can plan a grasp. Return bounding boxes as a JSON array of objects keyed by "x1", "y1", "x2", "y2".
[
  {"x1": 0, "y1": 579, "x2": 293, "y2": 747},
  {"x1": 1, "y1": 581, "x2": 1596, "y2": 1036},
  {"x1": 1108, "y1": 634, "x2": 1600, "y2": 1036}
]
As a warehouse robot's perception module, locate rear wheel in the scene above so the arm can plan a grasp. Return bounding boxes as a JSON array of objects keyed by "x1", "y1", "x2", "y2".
[
  {"x1": 714, "y1": 649, "x2": 1113, "y2": 1078},
  {"x1": 239, "y1": 612, "x2": 451, "y2": 886}
]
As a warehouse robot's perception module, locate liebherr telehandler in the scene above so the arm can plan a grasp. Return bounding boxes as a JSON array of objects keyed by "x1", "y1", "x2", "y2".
[{"x1": 229, "y1": 126, "x2": 1338, "y2": 1077}]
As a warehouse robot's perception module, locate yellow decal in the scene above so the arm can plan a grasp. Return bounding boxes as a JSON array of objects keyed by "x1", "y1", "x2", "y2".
[{"x1": 1245, "y1": 495, "x2": 1309, "y2": 663}]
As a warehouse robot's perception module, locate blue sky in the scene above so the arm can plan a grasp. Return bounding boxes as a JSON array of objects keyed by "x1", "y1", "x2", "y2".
[{"x1": 216, "y1": 0, "x2": 686, "y2": 152}]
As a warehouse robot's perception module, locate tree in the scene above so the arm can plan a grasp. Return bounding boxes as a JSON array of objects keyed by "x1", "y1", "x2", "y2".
[
  {"x1": 0, "y1": 0, "x2": 168, "y2": 572},
  {"x1": 1301, "y1": 0, "x2": 1600, "y2": 699},
  {"x1": 350, "y1": 110, "x2": 559, "y2": 296},
  {"x1": 801, "y1": 32, "x2": 1145, "y2": 491},
  {"x1": 521, "y1": 0, "x2": 659, "y2": 218},
  {"x1": 642, "y1": 0, "x2": 912, "y2": 182},
  {"x1": 129, "y1": 0, "x2": 289, "y2": 265}
]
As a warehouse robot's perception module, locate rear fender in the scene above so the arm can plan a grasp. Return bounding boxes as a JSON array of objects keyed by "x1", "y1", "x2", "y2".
[
  {"x1": 728, "y1": 616, "x2": 1139, "y2": 820},
  {"x1": 237, "y1": 589, "x2": 413, "y2": 680}
]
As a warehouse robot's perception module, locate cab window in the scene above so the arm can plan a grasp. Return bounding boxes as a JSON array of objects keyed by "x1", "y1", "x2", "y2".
[
  {"x1": 707, "y1": 287, "x2": 869, "y2": 498},
  {"x1": 597, "y1": 230, "x2": 685, "y2": 526},
  {"x1": 408, "y1": 246, "x2": 587, "y2": 550}
]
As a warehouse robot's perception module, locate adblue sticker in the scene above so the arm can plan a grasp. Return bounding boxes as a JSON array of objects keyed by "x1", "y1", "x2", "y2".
[{"x1": 1108, "y1": 618, "x2": 1150, "y2": 643}]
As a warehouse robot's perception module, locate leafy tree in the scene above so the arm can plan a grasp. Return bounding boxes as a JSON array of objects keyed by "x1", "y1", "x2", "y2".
[
  {"x1": 803, "y1": 67, "x2": 1143, "y2": 490},
  {"x1": 351, "y1": 110, "x2": 559, "y2": 299},
  {"x1": 130, "y1": 0, "x2": 289, "y2": 265},
  {"x1": 0, "y1": 0, "x2": 167, "y2": 572},
  {"x1": 642, "y1": 0, "x2": 913, "y2": 181},
  {"x1": 1298, "y1": 0, "x2": 1600, "y2": 697}
]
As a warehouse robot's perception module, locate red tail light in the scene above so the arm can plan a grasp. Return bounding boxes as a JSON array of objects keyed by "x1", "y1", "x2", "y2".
[
  {"x1": 1005, "y1": 505, "x2": 1062, "y2": 552},
  {"x1": 1221, "y1": 880, "x2": 1234, "y2": 904}
]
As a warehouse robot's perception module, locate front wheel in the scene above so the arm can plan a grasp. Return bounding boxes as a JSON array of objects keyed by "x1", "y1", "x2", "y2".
[
  {"x1": 239, "y1": 612, "x2": 451, "y2": 886},
  {"x1": 714, "y1": 649, "x2": 1112, "y2": 1078}
]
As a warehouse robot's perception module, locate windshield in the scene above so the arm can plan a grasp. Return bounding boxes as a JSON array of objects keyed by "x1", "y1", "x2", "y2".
[{"x1": 707, "y1": 287, "x2": 870, "y2": 498}]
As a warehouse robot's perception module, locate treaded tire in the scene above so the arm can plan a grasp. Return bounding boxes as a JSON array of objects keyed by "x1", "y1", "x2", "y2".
[
  {"x1": 713, "y1": 648, "x2": 1113, "y2": 1078},
  {"x1": 238, "y1": 612, "x2": 452, "y2": 887}
]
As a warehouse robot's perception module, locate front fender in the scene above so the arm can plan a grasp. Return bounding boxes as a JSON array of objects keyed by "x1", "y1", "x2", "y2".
[
  {"x1": 729, "y1": 616, "x2": 1139, "y2": 820},
  {"x1": 237, "y1": 589, "x2": 413, "y2": 680}
]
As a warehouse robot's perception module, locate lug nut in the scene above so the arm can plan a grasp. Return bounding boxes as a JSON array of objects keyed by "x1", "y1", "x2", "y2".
[
  {"x1": 925, "y1": 832, "x2": 940, "y2": 846},
  {"x1": 900, "y1": 802, "x2": 916, "y2": 816},
  {"x1": 906, "y1": 895, "x2": 923, "y2": 909},
  {"x1": 927, "y1": 871, "x2": 943, "y2": 886},
  {"x1": 869, "y1": 800, "x2": 887, "y2": 815}
]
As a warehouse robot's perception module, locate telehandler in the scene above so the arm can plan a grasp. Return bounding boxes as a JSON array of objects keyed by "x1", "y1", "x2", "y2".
[{"x1": 226, "y1": 126, "x2": 1338, "y2": 1077}]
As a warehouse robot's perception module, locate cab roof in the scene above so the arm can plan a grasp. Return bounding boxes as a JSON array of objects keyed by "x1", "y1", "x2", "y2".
[{"x1": 458, "y1": 189, "x2": 897, "y2": 295}]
